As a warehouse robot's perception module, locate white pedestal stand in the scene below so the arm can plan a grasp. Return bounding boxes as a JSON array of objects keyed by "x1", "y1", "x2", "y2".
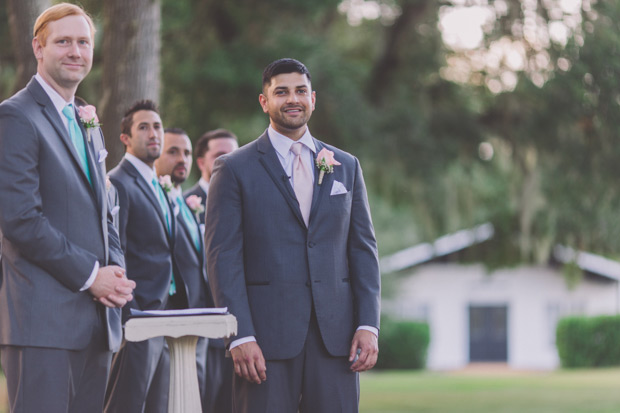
[{"x1": 125, "y1": 314, "x2": 237, "y2": 413}]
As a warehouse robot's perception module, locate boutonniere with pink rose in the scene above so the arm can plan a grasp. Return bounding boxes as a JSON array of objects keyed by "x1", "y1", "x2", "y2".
[
  {"x1": 315, "y1": 148, "x2": 341, "y2": 185},
  {"x1": 185, "y1": 195, "x2": 204, "y2": 219},
  {"x1": 158, "y1": 175, "x2": 173, "y2": 193},
  {"x1": 78, "y1": 105, "x2": 101, "y2": 142}
]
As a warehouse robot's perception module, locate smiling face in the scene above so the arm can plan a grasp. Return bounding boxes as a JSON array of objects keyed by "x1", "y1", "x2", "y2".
[
  {"x1": 259, "y1": 72, "x2": 316, "y2": 141},
  {"x1": 120, "y1": 110, "x2": 164, "y2": 167},
  {"x1": 33, "y1": 14, "x2": 93, "y2": 101},
  {"x1": 155, "y1": 132, "x2": 193, "y2": 185}
]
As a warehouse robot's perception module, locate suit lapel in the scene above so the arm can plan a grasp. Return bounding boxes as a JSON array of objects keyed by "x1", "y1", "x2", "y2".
[
  {"x1": 30, "y1": 81, "x2": 90, "y2": 189},
  {"x1": 308, "y1": 139, "x2": 332, "y2": 226},
  {"x1": 256, "y1": 132, "x2": 306, "y2": 228},
  {"x1": 122, "y1": 160, "x2": 174, "y2": 245},
  {"x1": 177, "y1": 202, "x2": 203, "y2": 260},
  {"x1": 82, "y1": 123, "x2": 109, "y2": 262}
]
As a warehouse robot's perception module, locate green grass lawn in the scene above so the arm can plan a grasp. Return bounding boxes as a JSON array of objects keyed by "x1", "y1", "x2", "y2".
[
  {"x1": 360, "y1": 369, "x2": 620, "y2": 413},
  {"x1": 2, "y1": 368, "x2": 620, "y2": 412}
]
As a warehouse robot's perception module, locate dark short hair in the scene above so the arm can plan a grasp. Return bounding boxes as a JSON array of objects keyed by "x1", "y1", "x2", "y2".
[
  {"x1": 195, "y1": 129, "x2": 238, "y2": 159},
  {"x1": 120, "y1": 99, "x2": 159, "y2": 135},
  {"x1": 262, "y1": 58, "x2": 311, "y2": 93},
  {"x1": 164, "y1": 127, "x2": 187, "y2": 136}
]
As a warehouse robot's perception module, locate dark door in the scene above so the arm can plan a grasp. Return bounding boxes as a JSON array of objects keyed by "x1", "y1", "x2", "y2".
[{"x1": 469, "y1": 305, "x2": 508, "y2": 362}]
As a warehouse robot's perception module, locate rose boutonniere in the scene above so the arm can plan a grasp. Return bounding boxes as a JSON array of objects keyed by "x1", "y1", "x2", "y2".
[
  {"x1": 78, "y1": 105, "x2": 101, "y2": 142},
  {"x1": 158, "y1": 175, "x2": 173, "y2": 193},
  {"x1": 185, "y1": 195, "x2": 204, "y2": 219},
  {"x1": 315, "y1": 148, "x2": 341, "y2": 185}
]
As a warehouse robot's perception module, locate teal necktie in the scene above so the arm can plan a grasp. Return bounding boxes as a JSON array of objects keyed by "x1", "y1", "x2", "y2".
[
  {"x1": 151, "y1": 178, "x2": 175, "y2": 296},
  {"x1": 151, "y1": 177, "x2": 171, "y2": 234},
  {"x1": 62, "y1": 104, "x2": 91, "y2": 185},
  {"x1": 177, "y1": 196, "x2": 201, "y2": 252}
]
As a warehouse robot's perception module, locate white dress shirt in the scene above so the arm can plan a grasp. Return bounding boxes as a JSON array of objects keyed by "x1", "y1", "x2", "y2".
[
  {"x1": 198, "y1": 177, "x2": 209, "y2": 197},
  {"x1": 124, "y1": 153, "x2": 162, "y2": 201}
]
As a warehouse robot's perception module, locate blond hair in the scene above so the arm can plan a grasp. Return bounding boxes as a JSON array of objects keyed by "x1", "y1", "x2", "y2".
[{"x1": 33, "y1": 3, "x2": 95, "y2": 46}]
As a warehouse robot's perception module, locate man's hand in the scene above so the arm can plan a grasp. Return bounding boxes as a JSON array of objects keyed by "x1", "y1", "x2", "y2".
[
  {"x1": 89, "y1": 265, "x2": 136, "y2": 308},
  {"x1": 349, "y1": 329, "x2": 378, "y2": 372},
  {"x1": 230, "y1": 341, "x2": 267, "y2": 384}
]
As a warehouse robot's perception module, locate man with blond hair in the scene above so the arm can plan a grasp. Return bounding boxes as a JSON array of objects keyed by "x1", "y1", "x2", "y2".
[{"x1": 0, "y1": 3, "x2": 135, "y2": 412}]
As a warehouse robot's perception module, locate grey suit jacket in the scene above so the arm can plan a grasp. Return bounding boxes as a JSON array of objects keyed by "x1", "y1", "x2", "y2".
[
  {"x1": 204, "y1": 130, "x2": 381, "y2": 360},
  {"x1": 0, "y1": 78, "x2": 124, "y2": 351},
  {"x1": 109, "y1": 159, "x2": 188, "y2": 314}
]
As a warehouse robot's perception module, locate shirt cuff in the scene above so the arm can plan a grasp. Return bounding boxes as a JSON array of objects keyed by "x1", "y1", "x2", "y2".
[
  {"x1": 80, "y1": 261, "x2": 99, "y2": 291},
  {"x1": 357, "y1": 325, "x2": 379, "y2": 337},
  {"x1": 229, "y1": 336, "x2": 256, "y2": 350}
]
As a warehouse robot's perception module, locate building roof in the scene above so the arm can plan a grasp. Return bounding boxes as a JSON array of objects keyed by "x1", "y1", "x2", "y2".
[{"x1": 380, "y1": 223, "x2": 620, "y2": 282}]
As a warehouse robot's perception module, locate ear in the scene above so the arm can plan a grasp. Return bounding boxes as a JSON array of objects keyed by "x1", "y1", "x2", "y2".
[
  {"x1": 119, "y1": 133, "x2": 131, "y2": 147},
  {"x1": 32, "y1": 37, "x2": 43, "y2": 60},
  {"x1": 196, "y1": 156, "x2": 206, "y2": 173},
  {"x1": 311, "y1": 90, "x2": 316, "y2": 111},
  {"x1": 258, "y1": 94, "x2": 269, "y2": 114}
]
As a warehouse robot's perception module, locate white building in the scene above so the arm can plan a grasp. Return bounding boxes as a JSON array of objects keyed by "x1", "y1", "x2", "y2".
[{"x1": 381, "y1": 224, "x2": 620, "y2": 371}]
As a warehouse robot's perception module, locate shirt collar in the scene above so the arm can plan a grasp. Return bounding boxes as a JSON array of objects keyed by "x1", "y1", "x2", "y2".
[
  {"x1": 35, "y1": 73, "x2": 74, "y2": 113},
  {"x1": 169, "y1": 185, "x2": 183, "y2": 201},
  {"x1": 198, "y1": 177, "x2": 209, "y2": 195},
  {"x1": 268, "y1": 125, "x2": 316, "y2": 159},
  {"x1": 124, "y1": 153, "x2": 157, "y2": 185}
]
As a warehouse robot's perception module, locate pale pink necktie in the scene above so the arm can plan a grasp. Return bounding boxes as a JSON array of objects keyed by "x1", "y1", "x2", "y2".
[{"x1": 290, "y1": 142, "x2": 313, "y2": 226}]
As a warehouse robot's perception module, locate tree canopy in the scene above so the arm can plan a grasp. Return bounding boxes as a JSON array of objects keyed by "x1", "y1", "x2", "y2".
[{"x1": 1, "y1": 0, "x2": 618, "y2": 263}]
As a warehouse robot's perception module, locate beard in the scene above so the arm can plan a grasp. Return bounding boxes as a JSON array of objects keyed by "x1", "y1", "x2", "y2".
[
  {"x1": 271, "y1": 106, "x2": 312, "y2": 131},
  {"x1": 171, "y1": 165, "x2": 187, "y2": 184}
]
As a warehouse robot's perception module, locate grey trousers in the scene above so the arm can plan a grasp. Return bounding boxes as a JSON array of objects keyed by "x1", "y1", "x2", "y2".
[
  {"x1": 1, "y1": 318, "x2": 111, "y2": 413},
  {"x1": 232, "y1": 311, "x2": 359, "y2": 413}
]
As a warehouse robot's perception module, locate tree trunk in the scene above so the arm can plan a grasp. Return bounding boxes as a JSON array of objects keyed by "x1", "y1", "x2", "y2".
[
  {"x1": 100, "y1": 0, "x2": 161, "y2": 170},
  {"x1": 7, "y1": 0, "x2": 51, "y2": 93},
  {"x1": 367, "y1": 0, "x2": 430, "y2": 104}
]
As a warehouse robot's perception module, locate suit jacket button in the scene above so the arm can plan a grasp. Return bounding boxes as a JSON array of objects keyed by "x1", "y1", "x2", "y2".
[{"x1": 308, "y1": 242, "x2": 315, "y2": 248}]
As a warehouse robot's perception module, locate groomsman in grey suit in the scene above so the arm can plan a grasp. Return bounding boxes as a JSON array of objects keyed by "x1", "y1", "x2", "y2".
[
  {"x1": 184, "y1": 128, "x2": 239, "y2": 226},
  {"x1": 105, "y1": 100, "x2": 188, "y2": 413},
  {"x1": 184, "y1": 128, "x2": 238, "y2": 413},
  {"x1": 204, "y1": 58, "x2": 381, "y2": 413},
  {"x1": 0, "y1": 3, "x2": 135, "y2": 412},
  {"x1": 155, "y1": 127, "x2": 213, "y2": 411}
]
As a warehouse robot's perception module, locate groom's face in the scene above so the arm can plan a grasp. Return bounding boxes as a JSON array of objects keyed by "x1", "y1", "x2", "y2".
[
  {"x1": 259, "y1": 72, "x2": 315, "y2": 139},
  {"x1": 33, "y1": 15, "x2": 93, "y2": 94}
]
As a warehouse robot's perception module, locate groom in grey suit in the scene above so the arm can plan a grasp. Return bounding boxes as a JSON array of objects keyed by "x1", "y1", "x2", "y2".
[
  {"x1": 0, "y1": 3, "x2": 135, "y2": 412},
  {"x1": 204, "y1": 58, "x2": 381, "y2": 413}
]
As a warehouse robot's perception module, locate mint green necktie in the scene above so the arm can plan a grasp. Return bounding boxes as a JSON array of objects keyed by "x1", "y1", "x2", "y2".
[
  {"x1": 62, "y1": 104, "x2": 91, "y2": 185},
  {"x1": 151, "y1": 177, "x2": 171, "y2": 234},
  {"x1": 177, "y1": 196, "x2": 201, "y2": 252},
  {"x1": 151, "y1": 178, "x2": 176, "y2": 296}
]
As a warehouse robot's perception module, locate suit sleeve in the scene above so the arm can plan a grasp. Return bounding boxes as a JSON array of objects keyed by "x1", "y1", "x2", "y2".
[
  {"x1": 107, "y1": 204, "x2": 125, "y2": 268},
  {"x1": 109, "y1": 174, "x2": 129, "y2": 253},
  {"x1": 204, "y1": 157, "x2": 256, "y2": 340},
  {"x1": 348, "y1": 157, "x2": 381, "y2": 330},
  {"x1": 0, "y1": 105, "x2": 96, "y2": 292}
]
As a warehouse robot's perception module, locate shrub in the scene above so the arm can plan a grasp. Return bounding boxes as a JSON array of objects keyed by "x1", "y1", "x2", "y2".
[
  {"x1": 556, "y1": 315, "x2": 620, "y2": 368},
  {"x1": 375, "y1": 317, "x2": 430, "y2": 370}
]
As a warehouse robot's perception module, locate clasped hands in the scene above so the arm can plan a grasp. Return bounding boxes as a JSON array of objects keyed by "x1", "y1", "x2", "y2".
[
  {"x1": 230, "y1": 329, "x2": 378, "y2": 384},
  {"x1": 89, "y1": 265, "x2": 136, "y2": 308}
]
